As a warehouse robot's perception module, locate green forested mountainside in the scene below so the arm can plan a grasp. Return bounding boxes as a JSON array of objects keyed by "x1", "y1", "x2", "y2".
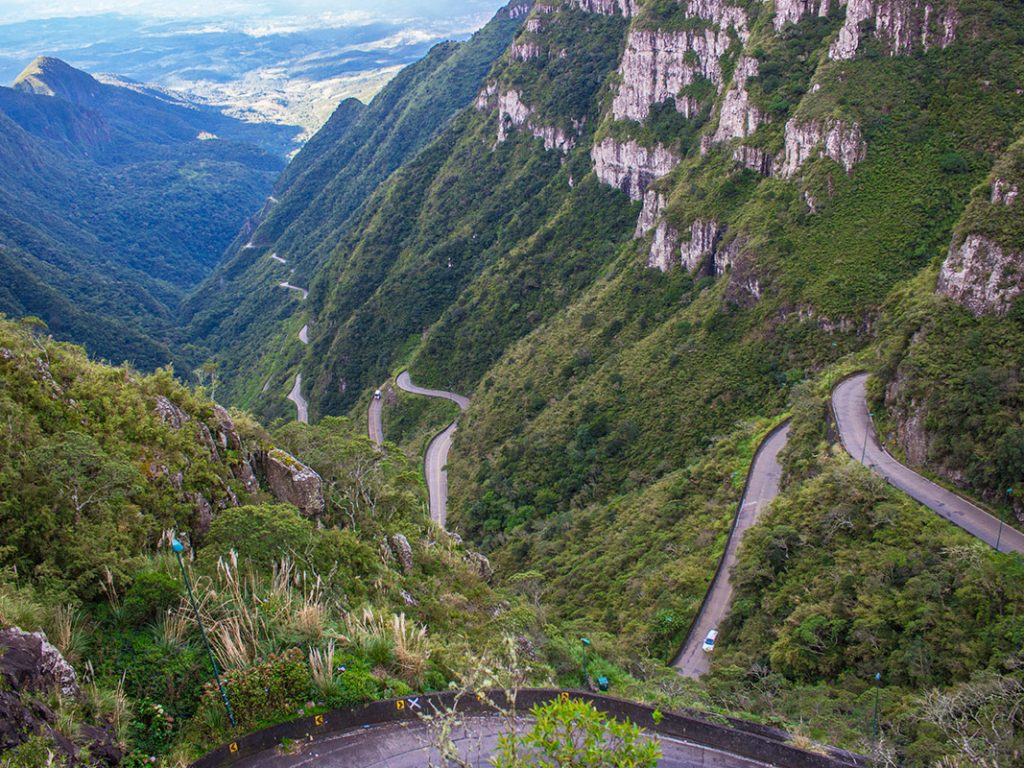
[
  {"x1": 0, "y1": 57, "x2": 289, "y2": 370},
  {"x1": 178, "y1": 0, "x2": 1024, "y2": 761},
  {"x1": 181, "y1": 2, "x2": 534, "y2": 415},
  {"x1": 0, "y1": 316, "x2": 554, "y2": 765}
]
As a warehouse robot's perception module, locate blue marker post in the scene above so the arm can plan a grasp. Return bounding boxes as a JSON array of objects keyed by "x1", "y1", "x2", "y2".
[
  {"x1": 172, "y1": 536, "x2": 236, "y2": 728},
  {"x1": 581, "y1": 637, "x2": 591, "y2": 688},
  {"x1": 872, "y1": 671, "x2": 881, "y2": 742}
]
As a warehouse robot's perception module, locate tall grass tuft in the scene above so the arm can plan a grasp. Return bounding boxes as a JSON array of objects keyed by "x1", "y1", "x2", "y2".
[{"x1": 308, "y1": 639, "x2": 336, "y2": 696}]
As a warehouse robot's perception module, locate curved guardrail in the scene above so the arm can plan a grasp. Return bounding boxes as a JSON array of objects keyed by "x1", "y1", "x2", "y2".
[{"x1": 190, "y1": 688, "x2": 866, "y2": 768}]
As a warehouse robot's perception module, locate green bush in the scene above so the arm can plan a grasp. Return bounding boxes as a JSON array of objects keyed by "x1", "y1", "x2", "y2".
[
  {"x1": 123, "y1": 571, "x2": 181, "y2": 628},
  {"x1": 200, "y1": 505, "x2": 312, "y2": 569},
  {"x1": 197, "y1": 648, "x2": 313, "y2": 733}
]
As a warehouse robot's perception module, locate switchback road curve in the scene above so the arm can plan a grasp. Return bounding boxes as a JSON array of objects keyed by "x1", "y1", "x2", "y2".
[
  {"x1": 674, "y1": 423, "x2": 790, "y2": 678},
  {"x1": 367, "y1": 372, "x2": 470, "y2": 527},
  {"x1": 833, "y1": 373, "x2": 1024, "y2": 554}
]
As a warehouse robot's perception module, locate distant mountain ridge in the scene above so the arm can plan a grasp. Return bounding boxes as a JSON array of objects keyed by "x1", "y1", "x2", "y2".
[{"x1": 0, "y1": 57, "x2": 290, "y2": 368}]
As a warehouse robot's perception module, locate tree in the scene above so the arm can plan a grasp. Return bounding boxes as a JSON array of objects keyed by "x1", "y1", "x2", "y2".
[{"x1": 491, "y1": 698, "x2": 661, "y2": 768}]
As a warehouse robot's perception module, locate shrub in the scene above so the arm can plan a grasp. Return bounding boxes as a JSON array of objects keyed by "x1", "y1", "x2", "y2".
[
  {"x1": 195, "y1": 648, "x2": 313, "y2": 733},
  {"x1": 123, "y1": 571, "x2": 181, "y2": 628}
]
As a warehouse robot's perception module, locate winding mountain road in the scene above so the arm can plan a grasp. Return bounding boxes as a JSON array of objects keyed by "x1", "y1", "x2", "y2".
[
  {"x1": 279, "y1": 282, "x2": 309, "y2": 300},
  {"x1": 230, "y1": 716, "x2": 777, "y2": 768},
  {"x1": 674, "y1": 423, "x2": 790, "y2": 678},
  {"x1": 833, "y1": 373, "x2": 1024, "y2": 554},
  {"x1": 368, "y1": 390, "x2": 384, "y2": 447},
  {"x1": 288, "y1": 373, "x2": 309, "y2": 425},
  {"x1": 298, "y1": 324, "x2": 309, "y2": 345}
]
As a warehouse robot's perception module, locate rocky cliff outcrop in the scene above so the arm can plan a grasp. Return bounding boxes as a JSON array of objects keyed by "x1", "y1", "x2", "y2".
[
  {"x1": 712, "y1": 57, "x2": 765, "y2": 144},
  {"x1": 511, "y1": 41, "x2": 546, "y2": 61},
  {"x1": 592, "y1": 137, "x2": 678, "y2": 200},
  {"x1": 779, "y1": 118, "x2": 867, "y2": 178},
  {"x1": 497, "y1": 89, "x2": 578, "y2": 153},
  {"x1": 733, "y1": 145, "x2": 775, "y2": 175},
  {"x1": 571, "y1": 0, "x2": 635, "y2": 15},
  {"x1": 774, "y1": 0, "x2": 834, "y2": 30},
  {"x1": 612, "y1": 27, "x2": 734, "y2": 122},
  {"x1": 830, "y1": 0, "x2": 959, "y2": 60},
  {"x1": 637, "y1": 190, "x2": 728, "y2": 274},
  {"x1": 0, "y1": 628, "x2": 121, "y2": 767},
  {"x1": 937, "y1": 234, "x2": 1024, "y2": 316},
  {"x1": 261, "y1": 448, "x2": 326, "y2": 518}
]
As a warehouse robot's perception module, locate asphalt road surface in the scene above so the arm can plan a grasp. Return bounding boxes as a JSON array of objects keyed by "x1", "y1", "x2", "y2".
[
  {"x1": 231, "y1": 715, "x2": 775, "y2": 768},
  {"x1": 279, "y1": 282, "x2": 309, "y2": 300},
  {"x1": 395, "y1": 372, "x2": 469, "y2": 528},
  {"x1": 674, "y1": 424, "x2": 791, "y2": 678},
  {"x1": 833, "y1": 373, "x2": 1024, "y2": 554},
  {"x1": 288, "y1": 373, "x2": 309, "y2": 425},
  {"x1": 270, "y1": 253, "x2": 287, "y2": 264},
  {"x1": 368, "y1": 393, "x2": 384, "y2": 447},
  {"x1": 298, "y1": 324, "x2": 309, "y2": 345}
]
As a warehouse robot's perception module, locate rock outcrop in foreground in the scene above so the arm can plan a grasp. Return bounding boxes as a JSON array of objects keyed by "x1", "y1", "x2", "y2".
[{"x1": 0, "y1": 628, "x2": 121, "y2": 766}]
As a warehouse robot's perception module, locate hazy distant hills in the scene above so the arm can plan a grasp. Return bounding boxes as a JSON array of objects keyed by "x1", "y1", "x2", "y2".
[
  {"x1": 0, "y1": 56, "x2": 287, "y2": 368},
  {"x1": 0, "y1": 8, "x2": 507, "y2": 138}
]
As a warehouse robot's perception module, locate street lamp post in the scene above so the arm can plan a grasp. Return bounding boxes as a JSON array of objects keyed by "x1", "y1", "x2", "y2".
[
  {"x1": 861, "y1": 413, "x2": 873, "y2": 464},
  {"x1": 172, "y1": 536, "x2": 236, "y2": 728},
  {"x1": 581, "y1": 637, "x2": 591, "y2": 688},
  {"x1": 872, "y1": 672, "x2": 881, "y2": 742},
  {"x1": 999, "y1": 488, "x2": 1014, "y2": 552}
]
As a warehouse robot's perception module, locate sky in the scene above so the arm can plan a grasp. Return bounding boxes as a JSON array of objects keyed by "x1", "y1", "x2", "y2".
[{"x1": 0, "y1": 0, "x2": 505, "y2": 25}]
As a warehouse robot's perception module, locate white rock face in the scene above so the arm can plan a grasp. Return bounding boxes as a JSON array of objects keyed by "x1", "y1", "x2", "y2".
[
  {"x1": 571, "y1": 0, "x2": 636, "y2": 15},
  {"x1": 712, "y1": 57, "x2": 765, "y2": 144},
  {"x1": 734, "y1": 145, "x2": 774, "y2": 175},
  {"x1": 507, "y1": 2, "x2": 532, "y2": 19},
  {"x1": 475, "y1": 81, "x2": 498, "y2": 111},
  {"x1": 648, "y1": 220, "x2": 681, "y2": 271},
  {"x1": 992, "y1": 178, "x2": 1019, "y2": 206},
  {"x1": 526, "y1": 18, "x2": 544, "y2": 32},
  {"x1": 497, "y1": 89, "x2": 577, "y2": 153},
  {"x1": 779, "y1": 118, "x2": 866, "y2": 177},
  {"x1": 938, "y1": 234, "x2": 1024, "y2": 315},
  {"x1": 774, "y1": 0, "x2": 833, "y2": 30},
  {"x1": 612, "y1": 28, "x2": 733, "y2": 122},
  {"x1": 830, "y1": 0, "x2": 960, "y2": 60},
  {"x1": 511, "y1": 41, "x2": 545, "y2": 61},
  {"x1": 681, "y1": 219, "x2": 725, "y2": 272},
  {"x1": 592, "y1": 138, "x2": 679, "y2": 200},
  {"x1": 635, "y1": 189, "x2": 667, "y2": 237}
]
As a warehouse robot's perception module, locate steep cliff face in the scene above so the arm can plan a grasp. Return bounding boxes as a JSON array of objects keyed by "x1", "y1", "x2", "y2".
[
  {"x1": 711, "y1": 56, "x2": 765, "y2": 144},
  {"x1": 938, "y1": 235, "x2": 1024, "y2": 316},
  {"x1": 775, "y1": 0, "x2": 835, "y2": 30},
  {"x1": 572, "y1": 0, "x2": 636, "y2": 15},
  {"x1": 830, "y1": 0, "x2": 960, "y2": 60},
  {"x1": 779, "y1": 118, "x2": 867, "y2": 178},
  {"x1": 495, "y1": 88, "x2": 578, "y2": 152},
  {"x1": 611, "y1": 24, "x2": 737, "y2": 122},
  {"x1": 592, "y1": 137, "x2": 679, "y2": 200},
  {"x1": 937, "y1": 139, "x2": 1024, "y2": 315}
]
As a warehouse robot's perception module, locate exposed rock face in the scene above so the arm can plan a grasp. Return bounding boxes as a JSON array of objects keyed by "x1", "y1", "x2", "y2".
[
  {"x1": 505, "y1": 1, "x2": 532, "y2": 20},
  {"x1": 571, "y1": 0, "x2": 635, "y2": 15},
  {"x1": 648, "y1": 219, "x2": 682, "y2": 272},
  {"x1": 0, "y1": 628, "x2": 78, "y2": 698},
  {"x1": 592, "y1": 138, "x2": 679, "y2": 200},
  {"x1": 391, "y1": 533, "x2": 414, "y2": 573},
  {"x1": 712, "y1": 57, "x2": 765, "y2": 144},
  {"x1": 497, "y1": 89, "x2": 577, "y2": 153},
  {"x1": 475, "y1": 81, "x2": 499, "y2": 111},
  {"x1": 992, "y1": 178, "x2": 1019, "y2": 206},
  {"x1": 466, "y1": 551, "x2": 494, "y2": 581},
  {"x1": 681, "y1": 219, "x2": 726, "y2": 273},
  {"x1": 937, "y1": 234, "x2": 1024, "y2": 316},
  {"x1": 155, "y1": 395, "x2": 190, "y2": 429},
  {"x1": 774, "y1": 0, "x2": 833, "y2": 30},
  {"x1": 262, "y1": 448, "x2": 325, "y2": 518},
  {"x1": 526, "y1": 17, "x2": 543, "y2": 32},
  {"x1": 213, "y1": 405, "x2": 243, "y2": 452},
  {"x1": 779, "y1": 118, "x2": 866, "y2": 178},
  {"x1": 830, "y1": 0, "x2": 959, "y2": 61},
  {"x1": 734, "y1": 145, "x2": 775, "y2": 175},
  {"x1": 612, "y1": 27, "x2": 733, "y2": 122},
  {"x1": 511, "y1": 41, "x2": 545, "y2": 61},
  {"x1": 0, "y1": 627, "x2": 123, "y2": 766},
  {"x1": 635, "y1": 189, "x2": 667, "y2": 238}
]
